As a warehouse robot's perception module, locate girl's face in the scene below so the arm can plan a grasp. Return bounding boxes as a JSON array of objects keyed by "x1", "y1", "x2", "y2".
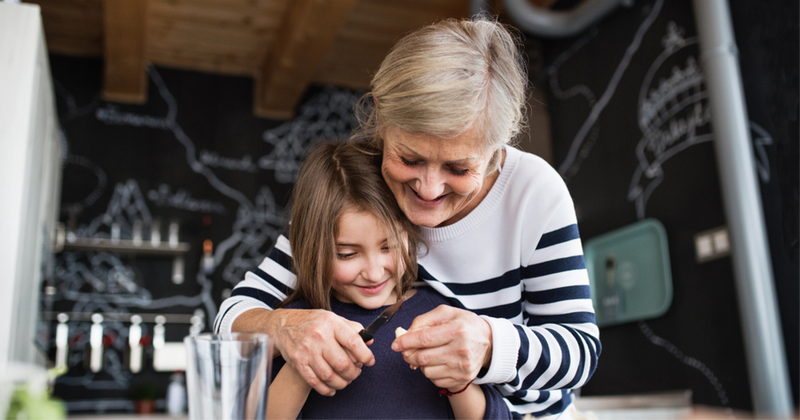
[{"x1": 331, "y1": 208, "x2": 402, "y2": 309}]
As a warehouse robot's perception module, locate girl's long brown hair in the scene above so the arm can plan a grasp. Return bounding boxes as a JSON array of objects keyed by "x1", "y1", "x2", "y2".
[{"x1": 282, "y1": 140, "x2": 421, "y2": 310}]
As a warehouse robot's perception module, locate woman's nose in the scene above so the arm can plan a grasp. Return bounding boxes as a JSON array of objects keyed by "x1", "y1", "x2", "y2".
[{"x1": 415, "y1": 169, "x2": 446, "y2": 200}]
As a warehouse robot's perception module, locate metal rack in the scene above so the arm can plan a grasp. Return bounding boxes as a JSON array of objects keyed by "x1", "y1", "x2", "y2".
[
  {"x1": 54, "y1": 219, "x2": 191, "y2": 284},
  {"x1": 45, "y1": 310, "x2": 205, "y2": 373}
]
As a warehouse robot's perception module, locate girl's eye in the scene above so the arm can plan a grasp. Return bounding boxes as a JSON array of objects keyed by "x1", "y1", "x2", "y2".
[
  {"x1": 400, "y1": 157, "x2": 419, "y2": 167},
  {"x1": 337, "y1": 252, "x2": 355, "y2": 259}
]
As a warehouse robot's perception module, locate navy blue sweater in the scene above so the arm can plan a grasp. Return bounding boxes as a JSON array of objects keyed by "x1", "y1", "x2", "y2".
[{"x1": 271, "y1": 287, "x2": 511, "y2": 419}]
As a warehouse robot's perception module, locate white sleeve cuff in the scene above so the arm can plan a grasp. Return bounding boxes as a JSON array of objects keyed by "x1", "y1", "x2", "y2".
[
  {"x1": 215, "y1": 299, "x2": 271, "y2": 334},
  {"x1": 473, "y1": 315, "x2": 519, "y2": 385}
]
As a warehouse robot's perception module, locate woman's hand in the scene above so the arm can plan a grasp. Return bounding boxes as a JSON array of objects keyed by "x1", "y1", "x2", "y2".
[
  {"x1": 234, "y1": 308, "x2": 375, "y2": 396},
  {"x1": 391, "y1": 305, "x2": 492, "y2": 390},
  {"x1": 275, "y1": 309, "x2": 376, "y2": 396}
]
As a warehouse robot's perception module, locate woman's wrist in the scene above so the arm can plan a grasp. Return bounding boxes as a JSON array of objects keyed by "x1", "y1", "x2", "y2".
[
  {"x1": 231, "y1": 308, "x2": 283, "y2": 357},
  {"x1": 231, "y1": 308, "x2": 274, "y2": 333},
  {"x1": 480, "y1": 316, "x2": 493, "y2": 369}
]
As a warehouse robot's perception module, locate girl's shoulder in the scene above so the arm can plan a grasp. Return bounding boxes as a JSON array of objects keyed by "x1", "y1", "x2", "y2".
[
  {"x1": 408, "y1": 286, "x2": 454, "y2": 310},
  {"x1": 282, "y1": 299, "x2": 311, "y2": 310}
]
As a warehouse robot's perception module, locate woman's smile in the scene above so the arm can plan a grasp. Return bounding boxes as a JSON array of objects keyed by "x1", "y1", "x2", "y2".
[
  {"x1": 381, "y1": 125, "x2": 500, "y2": 228},
  {"x1": 409, "y1": 185, "x2": 448, "y2": 206}
]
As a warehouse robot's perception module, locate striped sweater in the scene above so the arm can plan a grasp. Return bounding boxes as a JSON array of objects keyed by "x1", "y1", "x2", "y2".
[{"x1": 215, "y1": 146, "x2": 600, "y2": 418}]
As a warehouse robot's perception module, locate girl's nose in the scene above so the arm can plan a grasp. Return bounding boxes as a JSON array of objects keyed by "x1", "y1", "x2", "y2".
[{"x1": 362, "y1": 254, "x2": 388, "y2": 282}]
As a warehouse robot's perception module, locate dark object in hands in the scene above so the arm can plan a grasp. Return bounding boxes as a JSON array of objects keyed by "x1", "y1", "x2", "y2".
[{"x1": 358, "y1": 298, "x2": 405, "y2": 342}]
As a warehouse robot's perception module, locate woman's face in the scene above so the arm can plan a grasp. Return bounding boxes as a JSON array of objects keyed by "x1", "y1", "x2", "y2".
[
  {"x1": 381, "y1": 125, "x2": 498, "y2": 228},
  {"x1": 332, "y1": 208, "x2": 400, "y2": 309}
]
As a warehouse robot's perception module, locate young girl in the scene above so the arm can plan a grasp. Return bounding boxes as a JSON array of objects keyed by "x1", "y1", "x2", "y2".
[{"x1": 266, "y1": 141, "x2": 510, "y2": 420}]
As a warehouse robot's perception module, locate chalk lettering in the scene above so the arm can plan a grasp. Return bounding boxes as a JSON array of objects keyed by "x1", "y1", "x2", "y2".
[
  {"x1": 629, "y1": 24, "x2": 714, "y2": 218},
  {"x1": 199, "y1": 150, "x2": 258, "y2": 173},
  {"x1": 147, "y1": 184, "x2": 226, "y2": 214},
  {"x1": 95, "y1": 105, "x2": 169, "y2": 129}
]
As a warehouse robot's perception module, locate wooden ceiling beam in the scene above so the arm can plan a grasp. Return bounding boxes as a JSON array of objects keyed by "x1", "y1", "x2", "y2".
[
  {"x1": 102, "y1": 0, "x2": 148, "y2": 103},
  {"x1": 254, "y1": 0, "x2": 358, "y2": 120}
]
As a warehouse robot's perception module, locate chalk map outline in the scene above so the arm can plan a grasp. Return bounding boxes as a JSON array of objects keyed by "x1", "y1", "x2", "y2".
[{"x1": 47, "y1": 65, "x2": 359, "y2": 410}]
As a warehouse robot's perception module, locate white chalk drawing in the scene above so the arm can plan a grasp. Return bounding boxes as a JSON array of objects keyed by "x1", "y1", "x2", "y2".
[
  {"x1": 48, "y1": 65, "x2": 358, "y2": 408},
  {"x1": 630, "y1": 18, "x2": 727, "y2": 408},
  {"x1": 58, "y1": 180, "x2": 213, "y2": 311},
  {"x1": 547, "y1": 1, "x2": 729, "y2": 405},
  {"x1": 217, "y1": 186, "x2": 286, "y2": 286},
  {"x1": 546, "y1": 27, "x2": 599, "y2": 109},
  {"x1": 628, "y1": 22, "x2": 713, "y2": 218},
  {"x1": 751, "y1": 121, "x2": 773, "y2": 183},
  {"x1": 624, "y1": 19, "x2": 772, "y2": 215},
  {"x1": 199, "y1": 150, "x2": 259, "y2": 173},
  {"x1": 95, "y1": 105, "x2": 170, "y2": 129},
  {"x1": 61, "y1": 154, "x2": 108, "y2": 216},
  {"x1": 639, "y1": 321, "x2": 729, "y2": 406},
  {"x1": 545, "y1": 28, "x2": 601, "y2": 182},
  {"x1": 55, "y1": 82, "x2": 108, "y2": 216},
  {"x1": 80, "y1": 179, "x2": 153, "y2": 239},
  {"x1": 147, "y1": 183, "x2": 227, "y2": 214},
  {"x1": 259, "y1": 86, "x2": 361, "y2": 183},
  {"x1": 54, "y1": 80, "x2": 102, "y2": 124},
  {"x1": 553, "y1": 0, "x2": 664, "y2": 179},
  {"x1": 147, "y1": 68, "x2": 256, "y2": 210}
]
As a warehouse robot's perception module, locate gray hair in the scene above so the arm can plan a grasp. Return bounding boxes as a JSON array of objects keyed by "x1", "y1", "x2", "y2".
[{"x1": 354, "y1": 16, "x2": 528, "y2": 168}]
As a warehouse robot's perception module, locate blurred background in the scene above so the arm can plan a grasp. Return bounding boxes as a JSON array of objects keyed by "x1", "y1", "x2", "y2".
[{"x1": 1, "y1": 0, "x2": 796, "y2": 418}]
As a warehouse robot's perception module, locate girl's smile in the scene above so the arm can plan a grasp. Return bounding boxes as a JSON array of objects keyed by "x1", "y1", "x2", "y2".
[
  {"x1": 356, "y1": 280, "x2": 389, "y2": 295},
  {"x1": 332, "y1": 208, "x2": 401, "y2": 309}
]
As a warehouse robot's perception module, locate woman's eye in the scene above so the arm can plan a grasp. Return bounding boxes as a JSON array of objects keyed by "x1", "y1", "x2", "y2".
[
  {"x1": 400, "y1": 157, "x2": 419, "y2": 167},
  {"x1": 449, "y1": 167, "x2": 469, "y2": 176},
  {"x1": 337, "y1": 252, "x2": 355, "y2": 259}
]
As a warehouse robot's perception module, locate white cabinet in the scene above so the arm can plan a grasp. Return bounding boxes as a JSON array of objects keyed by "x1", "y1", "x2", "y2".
[{"x1": 0, "y1": 2, "x2": 62, "y2": 369}]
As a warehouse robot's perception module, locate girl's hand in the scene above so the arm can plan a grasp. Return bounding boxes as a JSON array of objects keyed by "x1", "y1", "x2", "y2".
[
  {"x1": 391, "y1": 305, "x2": 492, "y2": 390},
  {"x1": 272, "y1": 308, "x2": 375, "y2": 396}
]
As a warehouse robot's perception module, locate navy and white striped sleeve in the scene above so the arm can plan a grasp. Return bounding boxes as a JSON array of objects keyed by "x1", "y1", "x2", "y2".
[
  {"x1": 483, "y1": 199, "x2": 600, "y2": 417},
  {"x1": 214, "y1": 235, "x2": 297, "y2": 334},
  {"x1": 518, "y1": 219, "x2": 599, "y2": 387}
]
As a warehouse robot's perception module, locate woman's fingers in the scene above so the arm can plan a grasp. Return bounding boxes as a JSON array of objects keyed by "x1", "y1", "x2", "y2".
[
  {"x1": 338, "y1": 319, "x2": 376, "y2": 367},
  {"x1": 407, "y1": 304, "x2": 458, "y2": 332},
  {"x1": 391, "y1": 305, "x2": 453, "y2": 352},
  {"x1": 275, "y1": 309, "x2": 374, "y2": 396},
  {"x1": 392, "y1": 305, "x2": 492, "y2": 380}
]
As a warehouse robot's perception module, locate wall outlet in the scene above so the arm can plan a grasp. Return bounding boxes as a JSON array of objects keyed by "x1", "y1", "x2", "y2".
[{"x1": 694, "y1": 226, "x2": 730, "y2": 263}]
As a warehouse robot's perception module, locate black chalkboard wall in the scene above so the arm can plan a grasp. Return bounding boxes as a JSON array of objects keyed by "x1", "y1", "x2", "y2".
[
  {"x1": 730, "y1": 0, "x2": 800, "y2": 411},
  {"x1": 44, "y1": 54, "x2": 362, "y2": 413},
  {"x1": 543, "y1": 0, "x2": 798, "y2": 412},
  {"x1": 42, "y1": 0, "x2": 798, "y2": 413}
]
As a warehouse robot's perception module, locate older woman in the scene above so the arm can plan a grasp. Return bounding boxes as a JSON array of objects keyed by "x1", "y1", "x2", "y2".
[{"x1": 216, "y1": 17, "x2": 599, "y2": 419}]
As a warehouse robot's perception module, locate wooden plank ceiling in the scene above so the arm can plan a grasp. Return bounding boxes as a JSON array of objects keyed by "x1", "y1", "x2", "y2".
[{"x1": 25, "y1": 0, "x2": 552, "y2": 119}]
